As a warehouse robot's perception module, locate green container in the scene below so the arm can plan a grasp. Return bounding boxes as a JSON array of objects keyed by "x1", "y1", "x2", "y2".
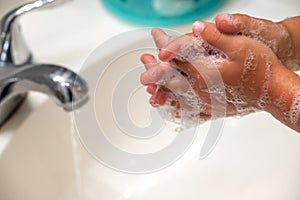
[{"x1": 101, "y1": 0, "x2": 225, "y2": 27}]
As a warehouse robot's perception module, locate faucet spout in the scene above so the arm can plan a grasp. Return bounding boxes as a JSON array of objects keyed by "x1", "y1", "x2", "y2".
[
  {"x1": 1, "y1": 64, "x2": 89, "y2": 112},
  {"x1": 0, "y1": 0, "x2": 89, "y2": 126}
]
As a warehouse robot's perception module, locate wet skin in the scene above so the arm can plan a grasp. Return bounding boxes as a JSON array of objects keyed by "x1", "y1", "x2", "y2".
[
  {"x1": 214, "y1": 14, "x2": 300, "y2": 71},
  {"x1": 140, "y1": 19, "x2": 300, "y2": 132}
]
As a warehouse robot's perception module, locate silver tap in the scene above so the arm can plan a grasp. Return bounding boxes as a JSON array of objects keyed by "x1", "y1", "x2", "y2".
[{"x1": 0, "y1": 0, "x2": 89, "y2": 126}]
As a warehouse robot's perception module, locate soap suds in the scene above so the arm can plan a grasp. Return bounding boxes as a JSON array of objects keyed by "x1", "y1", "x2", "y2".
[
  {"x1": 257, "y1": 57, "x2": 272, "y2": 109},
  {"x1": 284, "y1": 91, "x2": 300, "y2": 124},
  {"x1": 241, "y1": 51, "x2": 257, "y2": 82},
  {"x1": 156, "y1": 36, "x2": 228, "y2": 129}
]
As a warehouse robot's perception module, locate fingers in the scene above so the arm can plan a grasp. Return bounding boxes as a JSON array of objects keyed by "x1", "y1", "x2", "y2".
[
  {"x1": 151, "y1": 28, "x2": 172, "y2": 49},
  {"x1": 158, "y1": 33, "x2": 194, "y2": 61},
  {"x1": 192, "y1": 20, "x2": 243, "y2": 55},
  {"x1": 215, "y1": 13, "x2": 245, "y2": 34},
  {"x1": 146, "y1": 84, "x2": 157, "y2": 94},
  {"x1": 152, "y1": 28, "x2": 178, "y2": 61},
  {"x1": 140, "y1": 53, "x2": 159, "y2": 98},
  {"x1": 141, "y1": 61, "x2": 193, "y2": 95},
  {"x1": 140, "y1": 53, "x2": 157, "y2": 70},
  {"x1": 149, "y1": 89, "x2": 167, "y2": 107},
  {"x1": 159, "y1": 21, "x2": 239, "y2": 62},
  {"x1": 215, "y1": 13, "x2": 290, "y2": 59},
  {"x1": 140, "y1": 62, "x2": 172, "y2": 85},
  {"x1": 140, "y1": 53, "x2": 164, "y2": 106},
  {"x1": 140, "y1": 54, "x2": 168, "y2": 106},
  {"x1": 215, "y1": 13, "x2": 273, "y2": 36}
]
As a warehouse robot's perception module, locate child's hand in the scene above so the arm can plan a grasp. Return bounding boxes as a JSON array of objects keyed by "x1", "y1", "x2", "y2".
[
  {"x1": 141, "y1": 22, "x2": 288, "y2": 123},
  {"x1": 141, "y1": 17, "x2": 300, "y2": 132},
  {"x1": 213, "y1": 14, "x2": 300, "y2": 71}
]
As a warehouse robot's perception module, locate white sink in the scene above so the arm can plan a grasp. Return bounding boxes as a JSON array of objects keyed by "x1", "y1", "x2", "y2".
[
  {"x1": 1, "y1": 93, "x2": 300, "y2": 200},
  {"x1": 1, "y1": 0, "x2": 300, "y2": 199}
]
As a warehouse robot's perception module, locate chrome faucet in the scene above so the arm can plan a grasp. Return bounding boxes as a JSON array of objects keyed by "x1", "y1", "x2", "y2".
[{"x1": 0, "y1": 0, "x2": 89, "y2": 126}]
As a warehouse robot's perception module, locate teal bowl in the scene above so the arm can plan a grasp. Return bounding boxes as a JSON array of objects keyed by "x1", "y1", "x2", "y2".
[{"x1": 101, "y1": 0, "x2": 225, "y2": 27}]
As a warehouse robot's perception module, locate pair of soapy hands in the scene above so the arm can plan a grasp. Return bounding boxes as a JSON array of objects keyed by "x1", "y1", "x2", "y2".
[{"x1": 140, "y1": 14, "x2": 300, "y2": 131}]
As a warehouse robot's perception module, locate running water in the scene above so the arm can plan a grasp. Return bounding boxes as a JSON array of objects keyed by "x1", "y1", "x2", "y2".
[{"x1": 70, "y1": 119, "x2": 83, "y2": 199}]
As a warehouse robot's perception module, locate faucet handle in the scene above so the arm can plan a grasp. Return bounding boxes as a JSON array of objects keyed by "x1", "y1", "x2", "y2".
[{"x1": 0, "y1": 0, "x2": 72, "y2": 65}]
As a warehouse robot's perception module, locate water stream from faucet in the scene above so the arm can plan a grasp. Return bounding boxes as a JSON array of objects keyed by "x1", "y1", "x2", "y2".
[{"x1": 70, "y1": 120, "x2": 83, "y2": 199}]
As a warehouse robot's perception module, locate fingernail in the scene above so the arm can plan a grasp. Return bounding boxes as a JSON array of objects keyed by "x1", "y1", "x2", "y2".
[
  {"x1": 150, "y1": 98, "x2": 160, "y2": 107},
  {"x1": 221, "y1": 13, "x2": 234, "y2": 21},
  {"x1": 217, "y1": 13, "x2": 238, "y2": 26},
  {"x1": 192, "y1": 21, "x2": 206, "y2": 36},
  {"x1": 219, "y1": 13, "x2": 231, "y2": 17}
]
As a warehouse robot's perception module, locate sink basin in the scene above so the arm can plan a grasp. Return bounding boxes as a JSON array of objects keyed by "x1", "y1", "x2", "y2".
[
  {"x1": 1, "y1": 93, "x2": 300, "y2": 200},
  {"x1": 1, "y1": 0, "x2": 300, "y2": 199}
]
